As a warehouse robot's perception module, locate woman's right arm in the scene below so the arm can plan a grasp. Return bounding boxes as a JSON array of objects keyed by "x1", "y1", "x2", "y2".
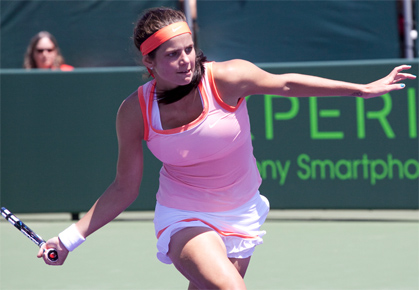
[{"x1": 38, "y1": 90, "x2": 144, "y2": 265}]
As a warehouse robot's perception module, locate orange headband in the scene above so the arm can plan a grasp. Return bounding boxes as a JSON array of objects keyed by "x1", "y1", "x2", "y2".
[{"x1": 140, "y1": 22, "x2": 192, "y2": 56}]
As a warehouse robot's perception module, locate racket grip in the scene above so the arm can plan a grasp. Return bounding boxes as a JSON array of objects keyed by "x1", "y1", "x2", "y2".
[{"x1": 45, "y1": 248, "x2": 58, "y2": 262}]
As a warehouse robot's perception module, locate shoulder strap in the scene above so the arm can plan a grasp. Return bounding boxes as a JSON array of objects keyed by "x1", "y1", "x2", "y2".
[
  {"x1": 137, "y1": 86, "x2": 149, "y2": 141},
  {"x1": 206, "y1": 61, "x2": 244, "y2": 112}
]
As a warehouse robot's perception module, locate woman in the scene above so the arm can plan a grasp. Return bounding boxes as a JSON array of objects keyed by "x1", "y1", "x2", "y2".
[
  {"x1": 23, "y1": 31, "x2": 73, "y2": 70},
  {"x1": 38, "y1": 7, "x2": 415, "y2": 289}
]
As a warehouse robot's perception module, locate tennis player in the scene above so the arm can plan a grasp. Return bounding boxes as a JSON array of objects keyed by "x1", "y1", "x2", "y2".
[{"x1": 38, "y1": 7, "x2": 416, "y2": 289}]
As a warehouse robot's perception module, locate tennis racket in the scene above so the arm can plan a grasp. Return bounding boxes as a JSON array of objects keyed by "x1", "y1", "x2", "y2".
[{"x1": 1, "y1": 207, "x2": 58, "y2": 262}]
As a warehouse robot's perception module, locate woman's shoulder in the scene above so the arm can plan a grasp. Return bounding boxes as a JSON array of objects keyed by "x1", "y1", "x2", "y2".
[
  {"x1": 117, "y1": 89, "x2": 143, "y2": 124},
  {"x1": 212, "y1": 59, "x2": 260, "y2": 86},
  {"x1": 59, "y1": 64, "x2": 74, "y2": 71},
  {"x1": 212, "y1": 59, "x2": 256, "y2": 73},
  {"x1": 120, "y1": 89, "x2": 141, "y2": 115},
  {"x1": 211, "y1": 59, "x2": 260, "y2": 100},
  {"x1": 116, "y1": 89, "x2": 145, "y2": 140}
]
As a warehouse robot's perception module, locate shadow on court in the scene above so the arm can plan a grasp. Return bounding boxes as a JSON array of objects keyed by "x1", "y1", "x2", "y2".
[{"x1": 1, "y1": 210, "x2": 418, "y2": 290}]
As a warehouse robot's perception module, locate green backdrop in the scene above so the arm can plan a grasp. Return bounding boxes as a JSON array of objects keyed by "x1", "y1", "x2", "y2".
[
  {"x1": 1, "y1": 0, "x2": 408, "y2": 69},
  {"x1": 1, "y1": 59, "x2": 418, "y2": 213}
]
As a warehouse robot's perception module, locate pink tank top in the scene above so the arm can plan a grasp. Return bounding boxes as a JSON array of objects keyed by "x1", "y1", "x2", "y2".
[{"x1": 138, "y1": 62, "x2": 262, "y2": 212}]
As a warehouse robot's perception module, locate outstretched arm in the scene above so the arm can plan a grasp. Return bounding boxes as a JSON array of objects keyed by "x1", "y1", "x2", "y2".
[
  {"x1": 213, "y1": 60, "x2": 416, "y2": 104},
  {"x1": 37, "y1": 90, "x2": 144, "y2": 265}
]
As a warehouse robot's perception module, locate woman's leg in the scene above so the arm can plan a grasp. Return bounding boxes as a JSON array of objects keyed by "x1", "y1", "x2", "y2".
[
  {"x1": 187, "y1": 257, "x2": 251, "y2": 290},
  {"x1": 168, "y1": 227, "x2": 250, "y2": 290},
  {"x1": 229, "y1": 256, "x2": 251, "y2": 278}
]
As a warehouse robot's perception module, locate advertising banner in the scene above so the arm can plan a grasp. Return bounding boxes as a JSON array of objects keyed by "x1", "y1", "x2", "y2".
[
  {"x1": 1, "y1": 60, "x2": 417, "y2": 213},
  {"x1": 247, "y1": 62, "x2": 418, "y2": 208}
]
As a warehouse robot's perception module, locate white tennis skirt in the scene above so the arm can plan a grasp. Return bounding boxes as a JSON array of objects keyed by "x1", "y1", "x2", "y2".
[{"x1": 153, "y1": 191, "x2": 270, "y2": 264}]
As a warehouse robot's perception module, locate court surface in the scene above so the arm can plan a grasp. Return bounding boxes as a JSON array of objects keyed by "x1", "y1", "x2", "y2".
[{"x1": 1, "y1": 210, "x2": 418, "y2": 290}]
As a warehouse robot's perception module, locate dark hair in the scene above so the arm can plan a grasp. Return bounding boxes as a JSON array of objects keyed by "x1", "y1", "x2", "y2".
[
  {"x1": 23, "y1": 31, "x2": 65, "y2": 69},
  {"x1": 133, "y1": 7, "x2": 207, "y2": 104}
]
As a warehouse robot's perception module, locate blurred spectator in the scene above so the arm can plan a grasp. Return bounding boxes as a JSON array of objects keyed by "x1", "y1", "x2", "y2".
[{"x1": 23, "y1": 31, "x2": 74, "y2": 70}]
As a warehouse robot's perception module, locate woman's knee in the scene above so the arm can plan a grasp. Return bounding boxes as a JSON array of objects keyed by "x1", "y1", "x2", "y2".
[{"x1": 188, "y1": 273, "x2": 246, "y2": 290}]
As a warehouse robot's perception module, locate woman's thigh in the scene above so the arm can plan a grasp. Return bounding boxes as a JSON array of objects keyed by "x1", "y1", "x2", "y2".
[{"x1": 168, "y1": 227, "x2": 248, "y2": 290}]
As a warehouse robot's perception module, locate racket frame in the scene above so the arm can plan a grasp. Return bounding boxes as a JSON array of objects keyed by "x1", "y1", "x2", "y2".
[{"x1": 1, "y1": 207, "x2": 58, "y2": 262}]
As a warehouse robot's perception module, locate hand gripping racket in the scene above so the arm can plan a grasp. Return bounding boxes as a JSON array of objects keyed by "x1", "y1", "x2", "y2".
[{"x1": 1, "y1": 207, "x2": 58, "y2": 262}]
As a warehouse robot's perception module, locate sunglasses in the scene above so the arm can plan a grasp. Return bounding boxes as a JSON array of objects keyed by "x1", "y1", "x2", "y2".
[{"x1": 36, "y1": 48, "x2": 55, "y2": 53}]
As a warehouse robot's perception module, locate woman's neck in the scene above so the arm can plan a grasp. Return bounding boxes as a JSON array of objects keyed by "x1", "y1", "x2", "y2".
[{"x1": 157, "y1": 88, "x2": 203, "y2": 130}]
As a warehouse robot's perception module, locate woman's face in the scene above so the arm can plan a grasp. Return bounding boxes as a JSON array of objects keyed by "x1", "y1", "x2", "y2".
[
  {"x1": 33, "y1": 37, "x2": 57, "y2": 69},
  {"x1": 149, "y1": 33, "x2": 196, "y2": 91}
]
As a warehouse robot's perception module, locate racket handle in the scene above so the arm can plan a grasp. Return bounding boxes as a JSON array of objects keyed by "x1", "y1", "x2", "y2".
[{"x1": 45, "y1": 248, "x2": 58, "y2": 262}]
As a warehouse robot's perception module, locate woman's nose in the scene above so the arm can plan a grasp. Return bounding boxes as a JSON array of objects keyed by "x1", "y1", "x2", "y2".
[{"x1": 179, "y1": 51, "x2": 190, "y2": 65}]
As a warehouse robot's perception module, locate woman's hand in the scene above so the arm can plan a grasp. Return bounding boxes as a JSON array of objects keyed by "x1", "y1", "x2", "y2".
[
  {"x1": 362, "y1": 65, "x2": 416, "y2": 99},
  {"x1": 37, "y1": 237, "x2": 69, "y2": 265}
]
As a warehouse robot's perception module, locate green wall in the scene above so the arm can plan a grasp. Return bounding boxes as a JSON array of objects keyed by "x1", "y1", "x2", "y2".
[
  {"x1": 197, "y1": 0, "x2": 402, "y2": 62},
  {"x1": 1, "y1": 60, "x2": 418, "y2": 213},
  {"x1": 1, "y1": 0, "x2": 405, "y2": 68}
]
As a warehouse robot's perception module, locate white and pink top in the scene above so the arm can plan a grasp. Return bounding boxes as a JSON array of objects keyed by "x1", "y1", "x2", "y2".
[{"x1": 138, "y1": 62, "x2": 262, "y2": 212}]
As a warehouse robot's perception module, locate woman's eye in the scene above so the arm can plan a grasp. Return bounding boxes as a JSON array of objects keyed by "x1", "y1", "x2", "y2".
[{"x1": 185, "y1": 47, "x2": 193, "y2": 54}]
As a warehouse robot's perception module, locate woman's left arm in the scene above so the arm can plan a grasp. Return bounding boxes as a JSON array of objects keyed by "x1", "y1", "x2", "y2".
[{"x1": 213, "y1": 60, "x2": 416, "y2": 103}]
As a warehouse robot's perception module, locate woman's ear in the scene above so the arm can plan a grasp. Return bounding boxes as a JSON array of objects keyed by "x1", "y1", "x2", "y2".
[{"x1": 142, "y1": 55, "x2": 154, "y2": 70}]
